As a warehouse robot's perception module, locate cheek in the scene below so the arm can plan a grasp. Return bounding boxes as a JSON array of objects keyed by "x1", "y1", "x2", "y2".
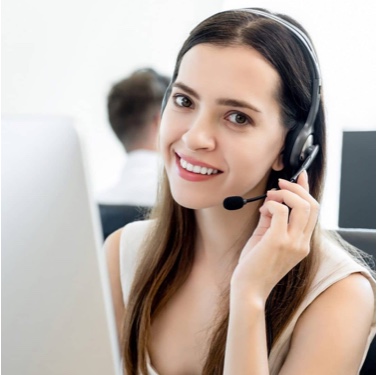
[
  {"x1": 158, "y1": 116, "x2": 174, "y2": 152},
  {"x1": 159, "y1": 108, "x2": 189, "y2": 147},
  {"x1": 158, "y1": 113, "x2": 185, "y2": 168},
  {"x1": 226, "y1": 135, "x2": 284, "y2": 176}
]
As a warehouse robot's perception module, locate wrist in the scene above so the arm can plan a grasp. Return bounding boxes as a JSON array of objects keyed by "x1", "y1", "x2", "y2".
[
  {"x1": 230, "y1": 273, "x2": 270, "y2": 304},
  {"x1": 229, "y1": 284, "x2": 267, "y2": 310}
]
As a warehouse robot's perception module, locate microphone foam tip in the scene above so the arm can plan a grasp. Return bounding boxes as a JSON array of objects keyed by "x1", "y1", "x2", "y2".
[{"x1": 223, "y1": 196, "x2": 244, "y2": 210}]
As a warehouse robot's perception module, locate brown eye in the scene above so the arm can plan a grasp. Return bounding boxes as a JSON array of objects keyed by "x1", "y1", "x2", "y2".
[
  {"x1": 227, "y1": 112, "x2": 251, "y2": 126},
  {"x1": 235, "y1": 113, "x2": 247, "y2": 124},
  {"x1": 174, "y1": 95, "x2": 192, "y2": 108}
]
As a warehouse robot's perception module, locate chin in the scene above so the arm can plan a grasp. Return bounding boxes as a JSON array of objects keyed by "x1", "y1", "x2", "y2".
[{"x1": 171, "y1": 190, "x2": 221, "y2": 210}]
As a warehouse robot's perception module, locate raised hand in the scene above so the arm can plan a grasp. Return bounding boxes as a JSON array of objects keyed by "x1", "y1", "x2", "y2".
[{"x1": 231, "y1": 171, "x2": 320, "y2": 301}]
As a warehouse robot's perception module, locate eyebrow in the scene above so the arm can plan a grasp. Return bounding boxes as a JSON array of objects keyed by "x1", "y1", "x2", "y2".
[{"x1": 173, "y1": 81, "x2": 262, "y2": 113}]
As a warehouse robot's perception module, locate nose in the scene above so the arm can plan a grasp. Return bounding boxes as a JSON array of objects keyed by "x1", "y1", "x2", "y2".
[{"x1": 181, "y1": 111, "x2": 216, "y2": 151}]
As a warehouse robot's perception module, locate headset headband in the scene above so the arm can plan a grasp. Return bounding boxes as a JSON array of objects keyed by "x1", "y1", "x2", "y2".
[{"x1": 242, "y1": 8, "x2": 322, "y2": 169}]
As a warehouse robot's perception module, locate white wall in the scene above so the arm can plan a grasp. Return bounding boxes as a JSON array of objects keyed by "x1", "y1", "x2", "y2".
[
  {"x1": 2, "y1": 0, "x2": 222, "y2": 190},
  {"x1": 2, "y1": 0, "x2": 376, "y2": 228}
]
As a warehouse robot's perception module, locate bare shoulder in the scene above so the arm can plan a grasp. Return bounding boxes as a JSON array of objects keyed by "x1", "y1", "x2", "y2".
[
  {"x1": 103, "y1": 228, "x2": 125, "y2": 342},
  {"x1": 105, "y1": 219, "x2": 153, "y2": 291},
  {"x1": 104, "y1": 228, "x2": 123, "y2": 270},
  {"x1": 327, "y1": 272, "x2": 375, "y2": 304},
  {"x1": 280, "y1": 273, "x2": 375, "y2": 375},
  {"x1": 102, "y1": 220, "x2": 153, "y2": 341},
  {"x1": 314, "y1": 272, "x2": 374, "y2": 309}
]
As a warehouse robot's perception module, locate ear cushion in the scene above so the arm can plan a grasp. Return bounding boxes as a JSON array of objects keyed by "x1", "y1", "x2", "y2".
[{"x1": 283, "y1": 121, "x2": 314, "y2": 170}]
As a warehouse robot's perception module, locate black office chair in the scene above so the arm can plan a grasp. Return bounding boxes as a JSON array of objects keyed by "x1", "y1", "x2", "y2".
[
  {"x1": 335, "y1": 228, "x2": 376, "y2": 375},
  {"x1": 98, "y1": 204, "x2": 151, "y2": 240},
  {"x1": 336, "y1": 228, "x2": 376, "y2": 270}
]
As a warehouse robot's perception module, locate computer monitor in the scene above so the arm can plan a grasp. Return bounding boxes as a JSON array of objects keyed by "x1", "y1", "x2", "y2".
[
  {"x1": 2, "y1": 116, "x2": 122, "y2": 375},
  {"x1": 339, "y1": 130, "x2": 376, "y2": 229}
]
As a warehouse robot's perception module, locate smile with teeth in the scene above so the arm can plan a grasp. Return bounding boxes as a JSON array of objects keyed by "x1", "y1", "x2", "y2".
[{"x1": 179, "y1": 158, "x2": 219, "y2": 175}]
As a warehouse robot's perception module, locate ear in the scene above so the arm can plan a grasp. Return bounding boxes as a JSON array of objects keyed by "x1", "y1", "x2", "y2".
[{"x1": 272, "y1": 152, "x2": 285, "y2": 171}]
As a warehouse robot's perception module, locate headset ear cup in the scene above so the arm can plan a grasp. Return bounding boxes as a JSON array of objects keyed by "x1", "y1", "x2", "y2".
[
  {"x1": 283, "y1": 121, "x2": 314, "y2": 171},
  {"x1": 283, "y1": 124, "x2": 302, "y2": 170}
]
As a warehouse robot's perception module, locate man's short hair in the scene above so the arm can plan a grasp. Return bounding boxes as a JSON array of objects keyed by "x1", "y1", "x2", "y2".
[{"x1": 107, "y1": 68, "x2": 170, "y2": 148}]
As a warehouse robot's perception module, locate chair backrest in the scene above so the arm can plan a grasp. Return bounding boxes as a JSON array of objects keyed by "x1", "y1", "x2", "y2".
[
  {"x1": 98, "y1": 204, "x2": 150, "y2": 240},
  {"x1": 336, "y1": 228, "x2": 376, "y2": 269},
  {"x1": 360, "y1": 336, "x2": 376, "y2": 375}
]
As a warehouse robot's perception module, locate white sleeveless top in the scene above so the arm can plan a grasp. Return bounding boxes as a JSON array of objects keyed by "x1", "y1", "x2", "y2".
[{"x1": 120, "y1": 220, "x2": 376, "y2": 375}]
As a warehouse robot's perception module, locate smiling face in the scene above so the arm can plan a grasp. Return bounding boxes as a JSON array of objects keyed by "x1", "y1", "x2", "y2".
[{"x1": 159, "y1": 44, "x2": 287, "y2": 209}]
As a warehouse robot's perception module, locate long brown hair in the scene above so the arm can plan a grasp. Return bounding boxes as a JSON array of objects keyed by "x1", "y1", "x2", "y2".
[{"x1": 123, "y1": 9, "x2": 327, "y2": 374}]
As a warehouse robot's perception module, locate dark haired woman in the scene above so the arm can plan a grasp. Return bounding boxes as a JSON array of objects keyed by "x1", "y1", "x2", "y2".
[{"x1": 106, "y1": 9, "x2": 375, "y2": 375}]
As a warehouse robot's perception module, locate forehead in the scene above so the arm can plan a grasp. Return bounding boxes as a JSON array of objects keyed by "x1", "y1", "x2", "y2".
[{"x1": 177, "y1": 44, "x2": 281, "y2": 107}]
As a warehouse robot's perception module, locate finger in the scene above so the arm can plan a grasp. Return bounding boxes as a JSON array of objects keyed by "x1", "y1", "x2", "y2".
[
  {"x1": 278, "y1": 176, "x2": 320, "y2": 240},
  {"x1": 296, "y1": 171, "x2": 319, "y2": 238},
  {"x1": 278, "y1": 175, "x2": 319, "y2": 218},
  {"x1": 302, "y1": 199, "x2": 320, "y2": 242},
  {"x1": 287, "y1": 171, "x2": 320, "y2": 240},
  {"x1": 259, "y1": 200, "x2": 289, "y2": 235},
  {"x1": 278, "y1": 171, "x2": 311, "y2": 198},
  {"x1": 253, "y1": 196, "x2": 274, "y2": 236},
  {"x1": 297, "y1": 169, "x2": 309, "y2": 190},
  {"x1": 267, "y1": 189, "x2": 311, "y2": 236}
]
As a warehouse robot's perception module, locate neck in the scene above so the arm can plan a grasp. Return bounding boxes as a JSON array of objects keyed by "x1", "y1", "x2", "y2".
[{"x1": 193, "y1": 201, "x2": 261, "y2": 272}]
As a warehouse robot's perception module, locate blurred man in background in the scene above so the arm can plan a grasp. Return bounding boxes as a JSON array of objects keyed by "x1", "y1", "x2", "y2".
[{"x1": 98, "y1": 68, "x2": 170, "y2": 207}]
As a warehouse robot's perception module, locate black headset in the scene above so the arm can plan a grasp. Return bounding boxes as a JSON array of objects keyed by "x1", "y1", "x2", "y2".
[
  {"x1": 243, "y1": 9, "x2": 322, "y2": 172},
  {"x1": 161, "y1": 8, "x2": 321, "y2": 173}
]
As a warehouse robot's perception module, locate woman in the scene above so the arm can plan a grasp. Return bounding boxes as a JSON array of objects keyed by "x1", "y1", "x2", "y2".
[{"x1": 105, "y1": 8, "x2": 375, "y2": 375}]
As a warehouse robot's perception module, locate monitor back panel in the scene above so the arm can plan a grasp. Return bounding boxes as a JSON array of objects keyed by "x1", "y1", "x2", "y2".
[{"x1": 2, "y1": 116, "x2": 121, "y2": 375}]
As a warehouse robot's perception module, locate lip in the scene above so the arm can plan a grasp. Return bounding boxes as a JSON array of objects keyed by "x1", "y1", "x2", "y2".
[{"x1": 174, "y1": 152, "x2": 223, "y2": 182}]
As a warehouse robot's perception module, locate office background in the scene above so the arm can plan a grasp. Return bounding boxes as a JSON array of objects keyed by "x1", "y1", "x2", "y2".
[{"x1": 2, "y1": 0, "x2": 376, "y2": 228}]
